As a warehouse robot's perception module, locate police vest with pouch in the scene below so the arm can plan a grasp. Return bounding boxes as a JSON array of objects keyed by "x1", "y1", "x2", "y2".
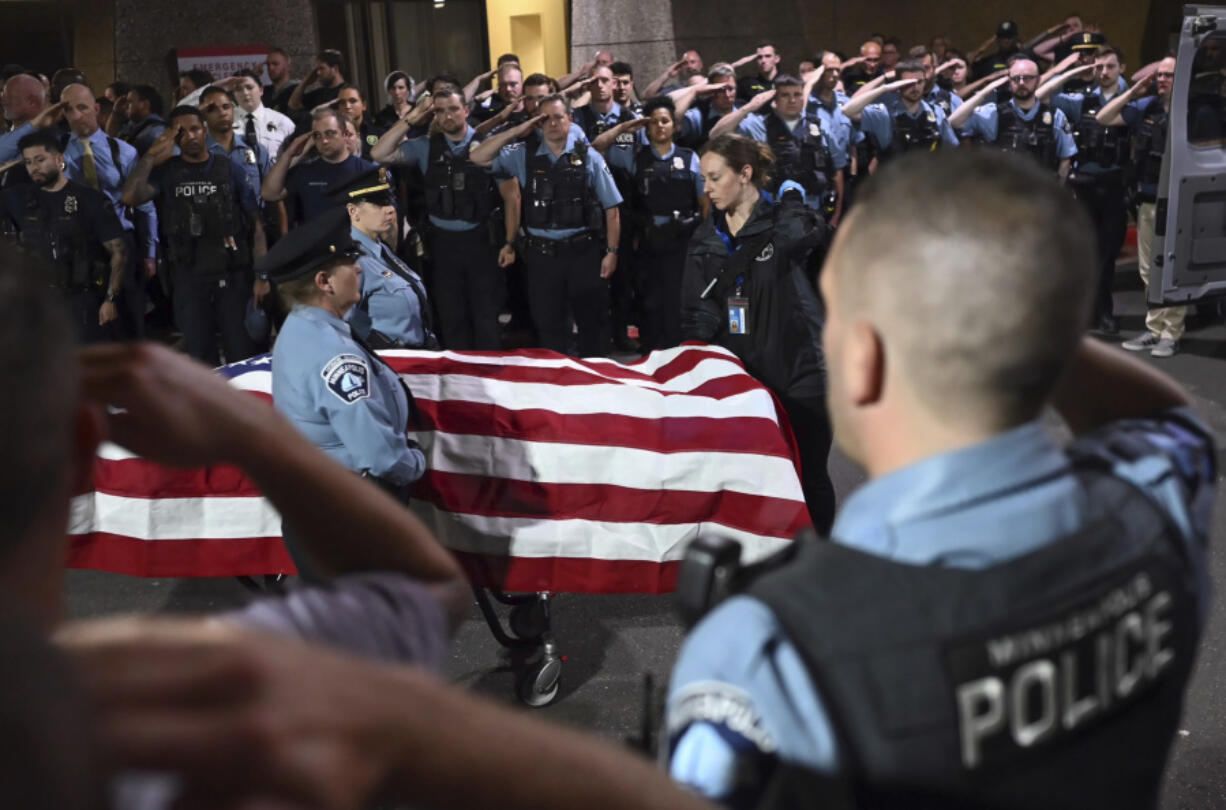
[
  {"x1": 1133, "y1": 106, "x2": 1168, "y2": 199},
  {"x1": 522, "y1": 134, "x2": 603, "y2": 232},
  {"x1": 743, "y1": 465, "x2": 1199, "y2": 810},
  {"x1": 633, "y1": 146, "x2": 699, "y2": 222},
  {"x1": 765, "y1": 113, "x2": 834, "y2": 198},
  {"x1": 573, "y1": 104, "x2": 637, "y2": 144},
  {"x1": 1072, "y1": 94, "x2": 1131, "y2": 171},
  {"x1": 878, "y1": 104, "x2": 942, "y2": 161},
  {"x1": 929, "y1": 88, "x2": 955, "y2": 118},
  {"x1": 424, "y1": 133, "x2": 496, "y2": 224},
  {"x1": 13, "y1": 184, "x2": 109, "y2": 292},
  {"x1": 160, "y1": 156, "x2": 251, "y2": 280},
  {"x1": 996, "y1": 102, "x2": 1060, "y2": 170}
]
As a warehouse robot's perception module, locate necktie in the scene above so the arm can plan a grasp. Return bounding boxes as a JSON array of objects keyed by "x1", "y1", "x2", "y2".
[
  {"x1": 380, "y1": 245, "x2": 435, "y2": 339},
  {"x1": 81, "y1": 140, "x2": 100, "y2": 190},
  {"x1": 244, "y1": 114, "x2": 258, "y2": 149}
]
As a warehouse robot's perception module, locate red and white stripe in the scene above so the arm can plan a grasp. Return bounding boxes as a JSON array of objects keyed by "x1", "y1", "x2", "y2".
[{"x1": 68, "y1": 345, "x2": 809, "y2": 593}]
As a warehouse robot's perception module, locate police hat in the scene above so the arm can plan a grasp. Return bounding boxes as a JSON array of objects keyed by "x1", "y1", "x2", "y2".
[
  {"x1": 254, "y1": 208, "x2": 364, "y2": 284},
  {"x1": 1071, "y1": 32, "x2": 1108, "y2": 51},
  {"x1": 244, "y1": 295, "x2": 270, "y2": 343},
  {"x1": 325, "y1": 167, "x2": 397, "y2": 208},
  {"x1": 996, "y1": 21, "x2": 1019, "y2": 39}
]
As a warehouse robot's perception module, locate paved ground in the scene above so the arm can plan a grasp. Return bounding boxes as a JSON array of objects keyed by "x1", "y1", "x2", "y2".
[{"x1": 64, "y1": 264, "x2": 1226, "y2": 806}]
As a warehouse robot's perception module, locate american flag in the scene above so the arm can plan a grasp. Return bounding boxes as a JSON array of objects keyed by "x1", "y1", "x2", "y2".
[{"x1": 68, "y1": 345, "x2": 809, "y2": 594}]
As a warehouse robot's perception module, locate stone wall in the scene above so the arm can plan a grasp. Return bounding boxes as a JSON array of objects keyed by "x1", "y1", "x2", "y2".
[{"x1": 112, "y1": 0, "x2": 318, "y2": 101}]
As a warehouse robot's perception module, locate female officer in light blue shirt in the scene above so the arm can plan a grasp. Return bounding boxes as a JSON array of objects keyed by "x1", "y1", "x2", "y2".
[
  {"x1": 326, "y1": 168, "x2": 439, "y2": 349},
  {"x1": 258, "y1": 206, "x2": 425, "y2": 577}
]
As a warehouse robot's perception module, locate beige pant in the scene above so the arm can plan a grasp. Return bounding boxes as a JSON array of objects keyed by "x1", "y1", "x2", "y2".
[{"x1": 1137, "y1": 202, "x2": 1186, "y2": 340}]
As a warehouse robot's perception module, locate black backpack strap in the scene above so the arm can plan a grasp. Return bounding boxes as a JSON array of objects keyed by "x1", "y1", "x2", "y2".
[{"x1": 106, "y1": 135, "x2": 125, "y2": 183}]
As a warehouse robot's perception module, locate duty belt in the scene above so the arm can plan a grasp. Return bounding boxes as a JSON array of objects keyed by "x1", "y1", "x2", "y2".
[{"x1": 521, "y1": 231, "x2": 596, "y2": 256}]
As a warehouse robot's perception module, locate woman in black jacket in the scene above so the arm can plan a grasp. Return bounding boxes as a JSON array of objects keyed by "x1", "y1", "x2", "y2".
[{"x1": 681, "y1": 133, "x2": 835, "y2": 532}]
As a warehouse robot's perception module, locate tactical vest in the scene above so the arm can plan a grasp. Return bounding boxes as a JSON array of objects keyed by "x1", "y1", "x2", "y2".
[
  {"x1": 573, "y1": 104, "x2": 636, "y2": 144},
  {"x1": 12, "y1": 185, "x2": 108, "y2": 292},
  {"x1": 764, "y1": 113, "x2": 833, "y2": 198},
  {"x1": 521, "y1": 134, "x2": 603, "y2": 232},
  {"x1": 1134, "y1": 106, "x2": 1169, "y2": 199},
  {"x1": 878, "y1": 105, "x2": 942, "y2": 162},
  {"x1": 745, "y1": 466, "x2": 1199, "y2": 810},
  {"x1": 160, "y1": 156, "x2": 250, "y2": 280},
  {"x1": 928, "y1": 88, "x2": 955, "y2": 118},
  {"x1": 996, "y1": 102, "x2": 1060, "y2": 170},
  {"x1": 1072, "y1": 94, "x2": 1131, "y2": 170},
  {"x1": 633, "y1": 146, "x2": 698, "y2": 220},
  {"x1": 423, "y1": 133, "x2": 495, "y2": 224}
]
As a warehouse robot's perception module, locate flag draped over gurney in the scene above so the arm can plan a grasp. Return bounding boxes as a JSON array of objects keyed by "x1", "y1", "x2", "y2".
[{"x1": 68, "y1": 345, "x2": 809, "y2": 594}]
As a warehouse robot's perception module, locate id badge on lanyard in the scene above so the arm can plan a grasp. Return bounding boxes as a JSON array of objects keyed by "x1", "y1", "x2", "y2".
[{"x1": 727, "y1": 275, "x2": 749, "y2": 335}]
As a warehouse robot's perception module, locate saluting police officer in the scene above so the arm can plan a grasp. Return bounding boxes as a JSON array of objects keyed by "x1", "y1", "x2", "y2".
[
  {"x1": 950, "y1": 57, "x2": 1078, "y2": 180},
  {"x1": 713, "y1": 75, "x2": 840, "y2": 218},
  {"x1": 1046, "y1": 45, "x2": 1134, "y2": 335},
  {"x1": 371, "y1": 84, "x2": 504, "y2": 350},
  {"x1": 1098, "y1": 56, "x2": 1185, "y2": 358},
  {"x1": 258, "y1": 207, "x2": 426, "y2": 579},
  {"x1": 668, "y1": 148, "x2": 1212, "y2": 810},
  {"x1": 842, "y1": 60, "x2": 960, "y2": 168},
  {"x1": 121, "y1": 105, "x2": 267, "y2": 365},
  {"x1": 1, "y1": 129, "x2": 127, "y2": 343},
  {"x1": 326, "y1": 168, "x2": 438, "y2": 350},
  {"x1": 470, "y1": 94, "x2": 623, "y2": 357},
  {"x1": 595, "y1": 96, "x2": 705, "y2": 351}
]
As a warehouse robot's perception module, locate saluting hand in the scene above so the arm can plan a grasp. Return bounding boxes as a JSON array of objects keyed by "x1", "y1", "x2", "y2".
[
  {"x1": 285, "y1": 131, "x2": 314, "y2": 158},
  {"x1": 935, "y1": 58, "x2": 966, "y2": 75},
  {"x1": 745, "y1": 89, "x2": 776, "y2": 112},
  {"x1": 146, "y1": 125, "x2": 180, "y2": 163},
  {"x1": 31, "y1": 101, "x2": 66, "y2": 130}
]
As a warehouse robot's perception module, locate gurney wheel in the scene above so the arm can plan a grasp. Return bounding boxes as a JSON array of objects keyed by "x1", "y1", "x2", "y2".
[
  {"x1": 517, "y1": 656, "x2": 562, "y2": 707},
  {"x1": 509, "y1": 600, "x2": 549, "y2": 640}
]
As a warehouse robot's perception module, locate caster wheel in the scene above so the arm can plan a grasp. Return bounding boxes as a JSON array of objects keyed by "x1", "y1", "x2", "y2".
[
  {"x1": 509, "y1": 600, "x2": 548, "y2": 640},
  {"x1": 517, "y1": 657, "x2": 562, "y2": 707}
]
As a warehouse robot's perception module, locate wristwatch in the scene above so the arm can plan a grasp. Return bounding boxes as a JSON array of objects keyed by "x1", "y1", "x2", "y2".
[
  {"x1": 105, "y1": 290, "x2": 118, "y2": 303},
  {"x1": 605, "y1": 246, "x2": 619, "y2": 255},
  {"x1": 504, "y1": 241, "x2": 516, "y2": 251}
]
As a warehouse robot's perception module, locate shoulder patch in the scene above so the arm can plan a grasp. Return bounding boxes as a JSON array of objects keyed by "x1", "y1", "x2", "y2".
[
  {"x1": 667, "y1": 681, "x2": 777, "y2": 754},
  {"x1": 321, "y1": 354, "x2": 371, "y2": 404}
]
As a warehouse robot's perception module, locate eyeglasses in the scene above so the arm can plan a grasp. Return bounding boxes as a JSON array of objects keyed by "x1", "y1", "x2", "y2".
[{"x1": 1009, "y1": 74, "x2": 1040, "y2": 83}]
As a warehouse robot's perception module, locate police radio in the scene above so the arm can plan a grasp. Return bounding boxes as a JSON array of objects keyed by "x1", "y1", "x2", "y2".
[{"x1": 674, "y1": 530, "x2": 813, "y2": 628}]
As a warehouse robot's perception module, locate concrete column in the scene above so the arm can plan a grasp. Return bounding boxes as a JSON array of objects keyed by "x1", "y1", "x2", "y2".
[{"x1": 569, "y1": 0, "x2": 680, "y2": 90}]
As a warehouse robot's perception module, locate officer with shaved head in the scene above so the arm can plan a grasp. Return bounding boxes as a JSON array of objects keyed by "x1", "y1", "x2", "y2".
[{"x1": 667, "y1": 149, "x2": 1212, "y2": 809}]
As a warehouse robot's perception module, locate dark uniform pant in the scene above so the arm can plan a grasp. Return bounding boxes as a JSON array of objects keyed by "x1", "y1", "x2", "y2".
[
  {"x1": 779, "y1": 394, "x2": 836, "y2": 536},
  {"x1": 119, "y1": 232, "x2": 147, "y2": 340},
  {"x1": 428, "y1": 226, "x2": 505, "y2": 351},
  {"x1": 522, "y1": 235, "x2": 610, "y2": 357},
  {"x1": 171, "y1": 264, "x2": 258, "y2": 366},
  {"x1": 66, "y1": 288, "x2": 119, "y2": 345},
  {"x1": 635, "y1": 240, "x2": 688, "y2": 351},
  {"x1": 1072, "y1": 173, "x2": 1128, "y2": 324}
]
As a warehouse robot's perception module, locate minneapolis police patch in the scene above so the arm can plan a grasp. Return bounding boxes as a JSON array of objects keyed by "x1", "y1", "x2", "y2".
[{"x1": 321, "y1": 354, "x2": 371, "y2": 404}]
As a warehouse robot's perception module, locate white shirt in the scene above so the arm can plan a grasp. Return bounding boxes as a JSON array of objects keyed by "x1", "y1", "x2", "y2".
[{"x1": 234, "y1": 104, "x2": 296, "y2": 159}]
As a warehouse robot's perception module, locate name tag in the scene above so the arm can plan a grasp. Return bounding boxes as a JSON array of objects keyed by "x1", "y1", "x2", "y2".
[{"x1": 728, "y1": 295, "x2": 750, "y2": 335}]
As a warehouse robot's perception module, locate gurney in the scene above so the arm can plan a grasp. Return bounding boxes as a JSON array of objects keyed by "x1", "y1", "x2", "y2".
[{"x1": 70, "y1": 345, "x2": 809, "y2": 706}]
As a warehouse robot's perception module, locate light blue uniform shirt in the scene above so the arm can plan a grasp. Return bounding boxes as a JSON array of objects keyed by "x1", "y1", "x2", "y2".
[
  {"x1": 206, "y1": 131, "x2": 272, "y2": 209},
  {"x1": 805, "y1": 92, "x2": 853, "y2": 171},
  {"x1": 859, "y1": 99, "x2": 961, "y2": 152},
  {"x1": 64, "y1": 127, "x2": 159, "y2": 258},
  {"x1": 961, "y1": 98, "x2": 1079, "y2": 161},
  {"x1": 272, "y1": 305, "x2": 424, "y2": 485},
  {"x1": 667, "y1": 410, "x2": 1215, "y2": 805},
  {"x1": 681, "y1": 103, "x2": 738, "y2": 145},
  {"x1": 605, "y1": 142, "x2": 703, "y2": 226},
  {"x1": 396, "y1": 125, "x2": 487, "y2": 232},
  {"x1": 0, "y1": 121, "x2": 34, "y2": 163},
  {"x1": 491, "y1": 129, "x2": 623, "y2": 240},
  {"x1": 346, "y1": 225, "x2": 433, "y2": 349}
]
